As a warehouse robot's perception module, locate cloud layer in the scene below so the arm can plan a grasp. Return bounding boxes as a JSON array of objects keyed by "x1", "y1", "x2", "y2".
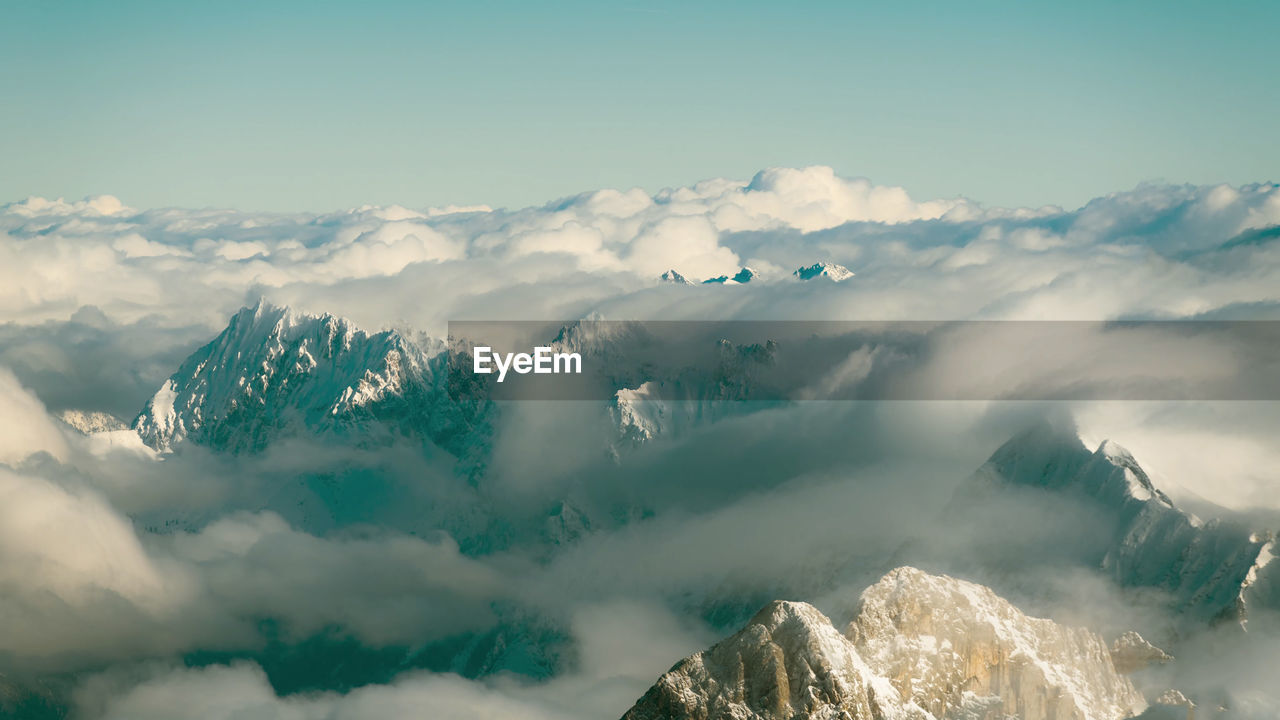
[{"x1": 1, "y1": 168, "x2": 1279, "y2": 718}]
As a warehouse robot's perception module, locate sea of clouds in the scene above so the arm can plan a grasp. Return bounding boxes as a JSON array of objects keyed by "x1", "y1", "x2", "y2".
[{"x1": 2, "y1": 167, "x2": 1280, "y2": 718}]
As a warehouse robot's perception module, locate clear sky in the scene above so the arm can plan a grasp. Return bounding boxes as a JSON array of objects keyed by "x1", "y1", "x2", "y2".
[{"x1": 3, "y1": 0, "x2": 1277, "y2": 212}]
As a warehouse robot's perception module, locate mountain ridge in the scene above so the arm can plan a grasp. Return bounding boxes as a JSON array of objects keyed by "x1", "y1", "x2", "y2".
[{"x1": 623, "y1": 566, "x2": 1147, "y2": 720}]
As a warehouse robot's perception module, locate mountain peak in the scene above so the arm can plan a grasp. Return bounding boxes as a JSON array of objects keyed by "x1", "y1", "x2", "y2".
[
  {"x1": 623, "y1": 597, "x2": 904, "y2": 720},
  {"x1": 968, "y1": 421, "x2": 1275, "y2": 623},
  {"x1": 848, "y1": 566, "x2": 1146, "y2": 720},
  {"x1": 658, "y1": 269, "x2": 693, "y2": 285},
  {"x1": 793, "y1": 262, "x2": 854, "y2": 281},
  {"x1": 701, "y1": 267, "x2": 758, "y2": 284},
  {"x1": 625, "y1": 567, "x2": 1146, "y2": 720},
  {"x1": 746, "y1": 599, "x2": 832, "y2": 633},
  {"x1": 132, "y1": 303, "x2": 467, "y2": 454},
  {"x1": 1097, "y1": 438, "x2": 1133, "y2": 461}
]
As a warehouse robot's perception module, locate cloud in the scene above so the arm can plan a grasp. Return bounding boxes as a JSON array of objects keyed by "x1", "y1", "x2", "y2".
[
  {"x1": 1, "y1": 170, "x2": 1279, "y2": 716},
  {"x1": 0, "y1": 367, "x2": 69, "y2": 463},
  {"x1": 81, "y1": 598, "x2": 711, "y2": 720},
  {"x1": 3, "y1": 170, "x2": 1277, "y2": 332}
]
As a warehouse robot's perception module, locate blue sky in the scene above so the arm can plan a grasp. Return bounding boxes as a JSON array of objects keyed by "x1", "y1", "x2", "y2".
[{"x1": 3, "y1": 0, "x2": 1277, "y2": 212}]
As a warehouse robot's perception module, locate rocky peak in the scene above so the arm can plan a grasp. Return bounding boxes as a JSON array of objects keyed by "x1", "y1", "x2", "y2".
[
  {"x1": 57, "y1": 409, "x2": 127, "y2": 434},
  {"x1": 130, "y1": 302, "x2": 483, "y2": 457},
  {"x1": 970, "y1": 421, "x2": 1276, "y2": 623},
  {"x1": 623, "y1": 567, "x2": 1146, "y2": 720},
  {"x1": 848, "y1": 567, "x2": 1146, "y2": 720},
  {"x1": 794, "y1": 262, "x2": 854, "y2": 282},
  {"x1": 622, "y1": 599, "x2": 920, "y2": 720},
  {"x1": 1109, "y1": 631, "x2": 1173, "y2": 675}
]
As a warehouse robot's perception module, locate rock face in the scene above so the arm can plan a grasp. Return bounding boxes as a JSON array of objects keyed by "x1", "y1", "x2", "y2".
[
  {"x1": 1109, "y1": 632, "x2": 1172, "y2": 675},
  {"x1": 623, "y1": 567, "x2": 1145, "y2": 720},
  {"x1": 57, "y1": 409, "x2": 127, "y2": 434},
  {"x1": 793, "y1": 262, "x2": 854, "y2": 282},
  {"x1": 660, "y1": 269, "x2": 695, "y2": 285},
  {"x1": 622, "y1": 600, "x2": 927, "y2": 720},
  {"x1": 971, "y1": 421, "x2": 1279, "y2": 623},
  {"x1": 848, "y1": 567, "x2": 1146, "y2": 720},
  {"x1": 609, "y1": 339, "x2": 779, "y2": 450},
  {"x1": 132, "y1": 302, "x2": 490, "y2": 458}
]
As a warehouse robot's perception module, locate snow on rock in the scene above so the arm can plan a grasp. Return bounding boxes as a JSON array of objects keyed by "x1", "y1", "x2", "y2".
[
  {"x1": 1135, "y1": 690, "x2": 1194, "y2": 720},
  {"x1": 623, "y1": 568, "x2": 1146, "y2": 720},
  {"x1": 57, "y1": 409, "x2": 127, "y2": 434},
  {"x1": 659, "y1": 269, "x2": 694, "y2": 285},
  {"x1": 849, "y1": 567, "x2": 1146, "y2": 720},
  {"x1": 1108, "y1": 631, "x2": 1173, "y2": 674},
  {"x1": 612, "y1": 382, "x2": 668, "y2": 447},
  {"x1": 794, "y1": 262, "x2": 854, "y2": 282},
  {"x1": 702, "y1": 267, "x2": 758, "y2": 285},
  {"x1": 622, "y1": 599, "x2": 931, "y2": 720},
  {"x1": 971, "y1": 420, "x2": 1277, "y2": 623},
  {"x1": 607, "y1": 339, "x2": 778, "y2": 452},
  {"x1": 132, "y1": 301, "x2": 489, "y2": 457}
]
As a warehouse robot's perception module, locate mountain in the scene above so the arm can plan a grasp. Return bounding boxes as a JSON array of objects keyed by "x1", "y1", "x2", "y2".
[
  {"x1": 622, "y1": 599, "x2": 928, "y2": 720},
  {"x1": 794, "y1": 262, "x2": 854, "y2": 281},
  {"x1": 57, "y1": 409, "x2": 127, "y2": 434},
  {"x1": 702, "y1": 267, "x2": 758, "y2": 284},
  {"x1": 660, "y1": 269, "x2": 694, "y2": 285},
  {"x1": 608, "y1": 338, "x2": 780, "y2": 450},
  {"x1": 847, "y1": 567, "x2": 1147, "y2": 720},
  {"x1": 623, "y1": 567, "x2": 1146, "y2": 720},
  {"x1": 132, "y1": 302, "x2": 491, "y2": 460},
  {"x1": 968, "y1": 421, "x2": 1279, "y2": 624}
]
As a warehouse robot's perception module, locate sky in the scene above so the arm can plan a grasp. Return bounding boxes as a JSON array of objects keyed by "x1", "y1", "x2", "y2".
[{"x1": 3, "y1": 0, "x2": 1278, "y2": 213}]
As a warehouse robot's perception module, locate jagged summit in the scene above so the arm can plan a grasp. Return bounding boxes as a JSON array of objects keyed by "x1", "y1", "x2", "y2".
[
  {"x1": 624, "y1": 567, "x2": 1145, "y2": 720},
  {"x1": 701, "y1": 267, "x2": 758, "y2": 284},
  {"x1": 132, "y1": 301, "x2": 485, "y2": 457},
  {"x1": 58, "y1": 409, "x2": 127, "y2": 434},
  {"x1": 850, "y1": 566, "x2": 1146, "y2": 720},
  {"x1": 980, "y1": 419, "x2": 1173, "y2": 506},
  {"x1": 971, "y1": 420, "x2": 1277, "y2": 623},
  {"x1": 658, "y1": 269, "x2": 693, "y2": 285},
  {"x1": 623, "y1": 596, "x2": 920, "y2": 720},
  {"x1": 794, "y1": 262, "x2": 854, "y2": 281},
  {"x1": 1109, "y1": 631, "x2": 1173, "y2": 674}
]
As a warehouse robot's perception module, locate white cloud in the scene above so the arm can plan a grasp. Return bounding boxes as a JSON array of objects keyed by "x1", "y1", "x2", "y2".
[
  {"x1": 0, "y1": 367, "x2": 69, "y2": 464},
  {"x1": 85, "y1": 598, "x2": 711, "y2": 720},
  {"x1": 1, "y1": 169, "x2": 1279, "y2": 716}
]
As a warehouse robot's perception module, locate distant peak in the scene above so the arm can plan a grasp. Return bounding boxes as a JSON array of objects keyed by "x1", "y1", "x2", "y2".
[
  {"x1": 703, "y1": 267, "x2": 758, "y2": 285},
  {"x1": 246, "y1": 297, "x2": 285, "y2": 317},
  {"x1": 793, "y1": 262, "x2": 854, "y2": 282},
  {"x1": 1097, "y1": 439, "x2": 1134, "y2": 461},
  {"x1": 747, "y1": 599, "x2": 829, "y2": 629},
  {"x1": 658, "y1": 269, "x2": 693, "y2": 285}
]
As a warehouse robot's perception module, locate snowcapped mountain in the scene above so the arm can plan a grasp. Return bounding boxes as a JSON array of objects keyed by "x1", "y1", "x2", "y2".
[
  {"x1": 969, "y1": 421, "x2": 1279, "y2": 624},
  {"x1": 659, "y1": 269, "x2": 695, "y2": 285},
  {"x1": 132, "y1": 301, "x2": 491, "y2": 459},
  {"x1": 623, "y1": 599, "x2": 929, "y2": 720},
  {"x1": 794, "y1": 262, "x2": 854, "y2": 281},
  {"x1": 702, "y1": 267, "x2": 758, "y2": 284},
  {"x1": 623, "y1": 566, "x2": 1146, "y2": 720},
  {"x1": 57, "y1": 409, "x2": 127, "y2": 434},
  {"x1": 608, "y1": 338, "x2": 780, "y2": 450}
]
